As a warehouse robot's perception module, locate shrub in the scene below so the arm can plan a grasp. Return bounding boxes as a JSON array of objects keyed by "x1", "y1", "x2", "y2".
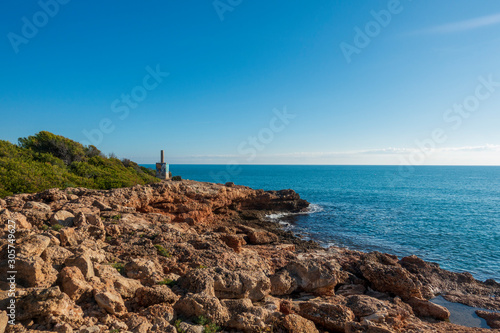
[
  {"x1": 51, "y1": 224, "x2": 63, "y2": 231},
  {"x1": 172, "y1": 176, "x2": 182, "y2": 181},
  {"x1": 158, "y1": 278, "x2": 176, "y2": 287},
  {"x1": 111, "y1": 263, "x2": 125, "y2": 275},
  {"x1": 154, "y1": 244, "x2": 171, "y2": 257},
  {"x1": 0, "y1": 131, "x2": 160, "y2": 198}
]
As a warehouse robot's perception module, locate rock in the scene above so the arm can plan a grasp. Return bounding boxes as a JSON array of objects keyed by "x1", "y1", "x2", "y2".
[
  {"x1": 17, "y1": 286, "x2": 84, "y2": 328},
  {"x1": 298, "y1": 300, "x2": 355, "y2": 332},
  {"x1": 24, "y1": 201, "x2": 51, "y2": 211},
  {"x1": 73, "y1": 212, "x2": 87, "y2": 227},
  {"x1": 270, "y1": 269, "x2": 297, "y2": 296},
  {"x1": 176, "y1": 322, "x2": 204, "y2": 333},
  {"x1": 135, "y1": 285, "x2": 178, "y2": 306},
  {"x1": 174, "y1": 293, "x2": 230, "y2": 325},
  {"x1": 407, "y1": 297, "x2": 450, "y2": 320},
  {"x1": 180, "y1": 267, "x2": 271, "y2": 301},
  {"x1": 94, "y1": 289, "x2": 127, "y2": 315},
  {"x1": 17, "y1": 234, "x2": 51, "y2": 257},
  {"x1": 41, "y1": 246, "x2": 74, "y2": 266},
  {"x1": 14, "y1": 255, "x2": 57, "y2": 287},
  {"x1": 285, "y1": 259, "x2": 348, "y2": 294},
  {"x1": 126, "y1": 314, "x2": 153, "y2": 333},
  {"x1": 92, "y1": 200, "x2": 111, "y2": 211},
  {"x1": 280, "y1": 314, "x2": 319, "y2": 333},
  {"x1": 476, "y1": 310, "x2": 500, "y2": 329},
  {"x1": 247, "y1": 229, "x2": 279, "y2": 245},
  {"x1": 60, "y1": 266, "x2": 92, "y2": 302},
  {"x1": 125, "y1": 258, "x2": 162, "y2": 283},
  {"x1": 60, "y1": 227, "x2": 80, "y2": 246},
  {"x1": 51, "y1": 210, "x2": 75, "y2": 227},
  {"x1": 65, "y1": 254, "x2": 94, "y2": 280},
  {"x1": 360, "y1": 261, "x2": 422, "y2": 300},
  {"x1": 96, "y1": 264, "x2": 143, "y2": 299},
  {"x1": 222, "y1": 298, "x2": 272, "y2": 332},
  {"x1": 220, "y1": 234, "x2": 246, "y2": 253},
  {"x1": 0, "y1": 311, "x2": 7, "y2": 333}
]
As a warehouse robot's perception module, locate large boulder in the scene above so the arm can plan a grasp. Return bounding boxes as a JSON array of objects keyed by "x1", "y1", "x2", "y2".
[
  {"x1": 17, "y1": 234, "x2": 51, "y2": 257},
  {"x1": 284, "y1": 259, "x2": 348, "y2": 294},
  {"x1": 17, "y1": 286, "x2": 84, "y2": 328},
  {"x1": 96, "y1": 264, "x2": 143, "y2": 299},
  {"x1": 60, "y1": 266, "x2": 93, "y2": 302},
  {"x1": 174, "y1": 293, "x2": 230, "y2": 325},
  {"x1": 51, "y1": 210, "x2": 75, "y2": 227},
  {"x1": 407, "y1": 297, "x2": 450, "y2": 320},
  {"x1": 280, "y1": 314, "x2": 319, "y2": 333},
  {"x1": 179, "y1": 267, "x2": 271, "y2": 301},
  {"x1": 135, "y1": 285, "x2": 178, "y2": 306},
  {"x1": 297, "y1": 300, "x2": 355, "y2": 332}
]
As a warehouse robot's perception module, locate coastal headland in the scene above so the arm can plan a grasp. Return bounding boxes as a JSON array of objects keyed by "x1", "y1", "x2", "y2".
[{"x1": 0, "y1": 180, "x2": 499, "y2": 332}]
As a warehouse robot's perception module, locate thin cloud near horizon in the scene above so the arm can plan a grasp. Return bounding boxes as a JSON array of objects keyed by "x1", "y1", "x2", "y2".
[{"x1": 409, "y1": 12, "x2": 500, "y2": 35}]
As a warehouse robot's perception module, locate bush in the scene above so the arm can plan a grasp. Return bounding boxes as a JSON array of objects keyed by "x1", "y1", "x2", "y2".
[
  {"x1": 0, "y1": 131, "x2": 160, "y2": 198},
  {"x1": 172, "y1": 176, "x2": 182, "y2": 181},
  {"x1": 154, "y1": 244, "x2": 171, "y2": 257}
]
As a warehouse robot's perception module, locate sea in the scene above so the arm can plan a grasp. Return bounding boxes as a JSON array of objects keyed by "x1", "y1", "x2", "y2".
[{"x1": 142, "y1": 164, "x2": 500, "y2": 282}]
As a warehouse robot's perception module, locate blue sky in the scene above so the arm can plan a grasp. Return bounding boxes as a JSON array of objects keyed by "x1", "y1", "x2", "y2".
[{"x1": 1, "y1": 0, "x2": 500, "y2": 165}]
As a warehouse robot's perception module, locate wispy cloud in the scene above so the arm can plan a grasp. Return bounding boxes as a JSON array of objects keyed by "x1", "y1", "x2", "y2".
[{"x1": 411, "y1": 13, "x2": 500, "y2": 35}]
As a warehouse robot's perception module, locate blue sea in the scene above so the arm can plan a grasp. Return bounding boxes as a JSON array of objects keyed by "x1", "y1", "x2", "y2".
[{"x1": 143, "y1": 165, "x2": 500, "y2": 282}]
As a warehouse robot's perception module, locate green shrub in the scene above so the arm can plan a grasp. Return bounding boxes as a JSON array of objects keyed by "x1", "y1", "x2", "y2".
[
  {"x1": 111, "y1": 263, "x2": 125, "y2": 275},
  {"x1": 195, "y1": 316, "x2": 220, "y2": 333},
  {"x1": 154, "y1": 244, "x2": 171, "y2": 257},
  {"x1": 0, "y1": 131, "x2": 160, "y2": 198},
  {"x1": 157, "y1": 278, "x2": 176, "y2": 287},
  {"x1": 41, "y1": 225, "x2": 49, "y2": 231},
  {"x1": 172, "y1": 175, "x2": 182, "y2": 181},
  {"x1": 51, "y1": 224, "x2": 63, "y2": 231}
]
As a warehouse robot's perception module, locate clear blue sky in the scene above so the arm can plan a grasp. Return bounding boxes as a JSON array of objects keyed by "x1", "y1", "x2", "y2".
[{"x1": 2, "y1": 1, "x2": 500, "y2": 165}]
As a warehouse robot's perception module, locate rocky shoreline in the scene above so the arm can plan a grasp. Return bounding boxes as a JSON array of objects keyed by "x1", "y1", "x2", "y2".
[{"x1": 0, "y1": 180, "x2": 499, "y2": 332}]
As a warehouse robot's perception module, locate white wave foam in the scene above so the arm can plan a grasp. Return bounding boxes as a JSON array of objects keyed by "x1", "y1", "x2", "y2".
[{"x1": 265, "y1": 203, "x2": 324, "y2": 220}]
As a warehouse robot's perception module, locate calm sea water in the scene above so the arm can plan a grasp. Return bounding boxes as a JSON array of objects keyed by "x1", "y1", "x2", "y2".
[{"x1": 143, "y1": 165, "x2": 500, "y2": 281}]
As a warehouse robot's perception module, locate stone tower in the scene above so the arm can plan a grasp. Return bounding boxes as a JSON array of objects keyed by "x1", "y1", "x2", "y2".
[{"x1": 156, "y1": 150, "x2": 169, "y2": 179}]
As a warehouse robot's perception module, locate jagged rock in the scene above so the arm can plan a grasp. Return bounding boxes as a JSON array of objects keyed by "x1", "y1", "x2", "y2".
[
  {"x1": 17, "y1": 286, "x2": 84, "y2": 328},
  {"x1": 247, "y1": 229, "x2": 279, "y2": 245},
  {"x1": 360, "y1": 259, "x2": 422, "y2": 300},
  {"x1": 42, "y1": 246, "x2": 75, "y2": 267},
  {"x1": 134, "y1": 285, "x2": 178, "y2": 306},
  {"x1": 297, "y1": 300, "x2": 355, "y2": 332},
  {"x1": 221, "y1": 298, "x2": 272, "y2": 332},
  {"x1": 24, "y1": 201, "x2": 51, "y2": 211},
  {"x1": 13, "y1": 255, "x2": 57, "y2": 288},
  {"x1": 17, "y1": 234, "x2": 51, "y2": 257},
  {"x1": 126, "y1": 314, "x2": 153, "y2": 333},
  {"x1": 139, "y1": 303, "x2": 175, "y2": 330},
  {"x1": 176, "y1": 322, "x2": 204, "y2": 333},
  {"x1": 60, "y1": 228, "x2": 80, "y2": 246},
  {"x1": 125, "y1": 258, "x2": 162, "y2": 283},
  {"x1": 180, "y1": 267, "x2": 271, "y2": 301},
  {"x1": 285, "y1": 259, "x2": 348, "y2": 294},
  {"x1": 65, "y1": 254, "x2": 94, "y2": 280},
  {"x1": 407, "y1": 297, "x2": 450, "y2": 320},
  {"x1": 96, "y1": 264, "x2": 143, "y2": 299},
  {"x1": 336, "y1": 284, "x2": 366, "y2": 297},
  {"x1": 51, "y1": 210, "x2": 75, "y2": 227},
  {"x1": 60, "y1": 266, "x2": 92, "y2": 302},
  {"x1": 270, "y1": 269, "x2": 297, "y2": 296},
  {"x1": 280, "y1": 314, "x2": 319, "y2": 333},
  {"x1": 174, "y1": 293, "x2": 230, "y2": 325},
  {"x1": 220, "y1": 233, "x2": 246, "y2": 253},
  {"x1": 0, "y1": 311, "x2": 7, "y2": 333},
  {"x1": 0, "y1": 209, "x2": 32, "y2": 230},
  {"x1": 92, "y1": 200, "x2": 111, "y2": 211},
  {"x1": 94, "y1": 288, "x2": 127, "y2": 315}
]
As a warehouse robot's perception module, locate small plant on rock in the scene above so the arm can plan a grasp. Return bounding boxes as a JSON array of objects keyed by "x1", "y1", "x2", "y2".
[
  {"x1": 41, "y1": 224, "x2": 49, "y2": 231},
  {"x1": 111, "y1": 262, "x2": 125, "y2": 275},
  {"x1": 174, "y1": 319, "x2": 186, "y2": 333},
  {"x1": 112, "y1": 214, "x2": 122, "y2": 220},
  {"x1": 154, "y1": 244, "x2": 171, "y2": 257},
  {"x1": 158, "y1": 278, "x2": 176, "y2": 287},
  {"x1": 195, "y1": 316, "x2": 220, "y2": 333},
  {"x1": 51, "y1": 224, "x2": 63, "y2": 231}
]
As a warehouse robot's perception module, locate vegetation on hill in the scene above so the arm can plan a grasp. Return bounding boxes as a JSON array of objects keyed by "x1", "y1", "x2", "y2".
[{"x1": 0, "y1": 131, "x2": 159, "y2": 198}]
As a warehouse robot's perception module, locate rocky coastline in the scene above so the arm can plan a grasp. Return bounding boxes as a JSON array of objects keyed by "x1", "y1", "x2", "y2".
[{"x1": 0, "y1": 180, "x2": 499, "y2": 332}]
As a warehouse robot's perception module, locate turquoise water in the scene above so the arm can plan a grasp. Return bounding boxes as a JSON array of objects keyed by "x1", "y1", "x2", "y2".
[{"x1": 143, "y1": 165, "x2": 500, "y2": 281}]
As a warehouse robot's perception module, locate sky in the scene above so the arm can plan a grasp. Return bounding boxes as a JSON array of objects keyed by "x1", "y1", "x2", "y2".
[{"x1": 1, "y1": 0, "x2": 500, "y2": 165}]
